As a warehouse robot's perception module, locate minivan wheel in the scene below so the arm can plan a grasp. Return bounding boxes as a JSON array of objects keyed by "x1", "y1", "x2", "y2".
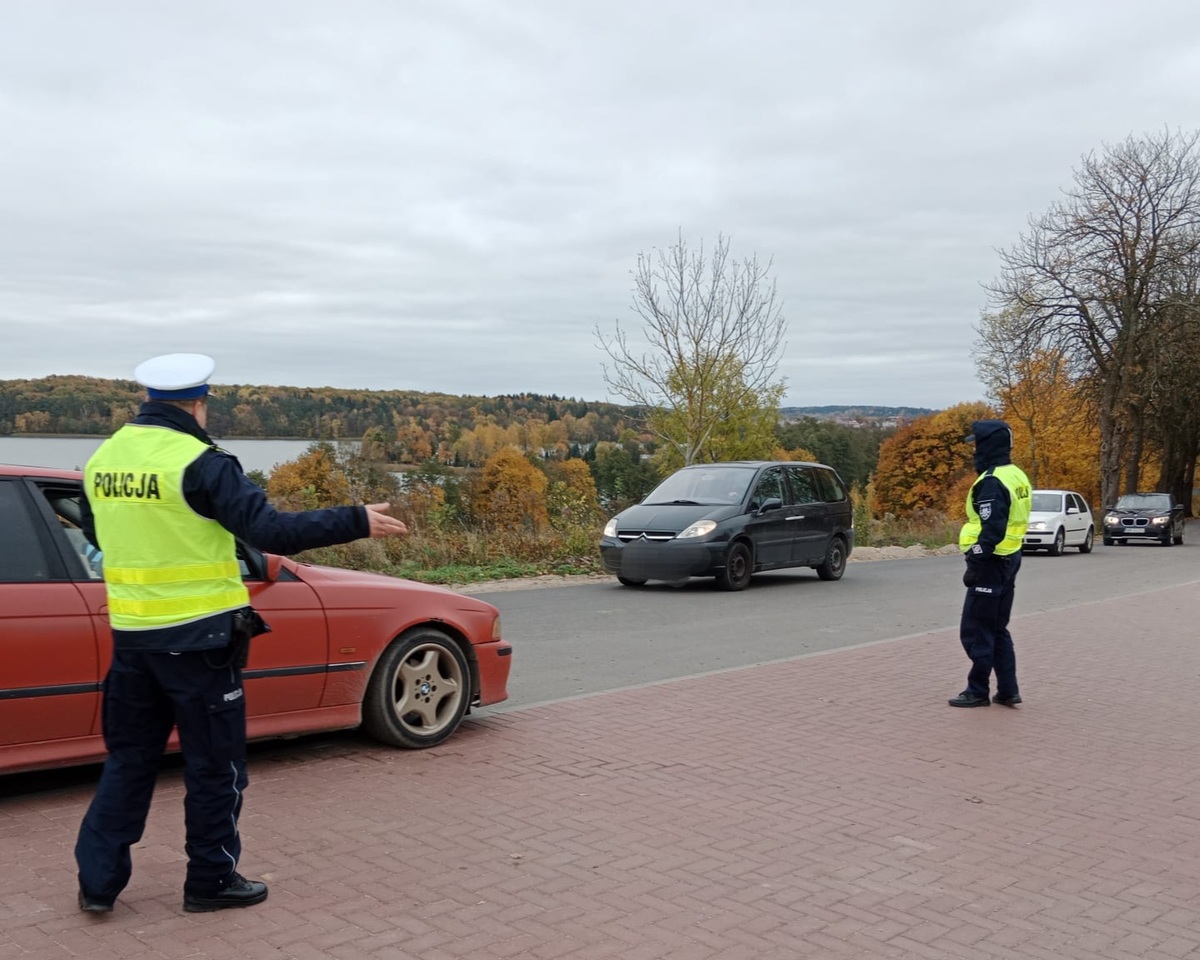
[
  {"x1": 617, "y1": 576, "x2": 647, "y2": 587},
  {"x1": 816, "y1": 536, "x2": 848, "y2": 581},
  {"x1": 1078, "y1": 527, "x2": 1094, "y2": 553},
  {"x1": 716, "y1": 542, "x2": 753, "y2": 591}
]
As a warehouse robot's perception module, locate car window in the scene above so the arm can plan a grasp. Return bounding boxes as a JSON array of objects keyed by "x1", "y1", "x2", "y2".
[
  {"x1": 0, "y1": 480, "x2": 52, "y2": 582},
  {"x1": 749, "y1": 467, "x2": 786, "y2": 511},
  {"x1": 813, "y1": 468, "x2": 846, "y2": 503},
  {"x1": 785, "y1": 466, "x2": 820, "y2": 505},
  {"x1": 1115, "y1": 493, "x2": 1172, "y2": 511},
  {"x1": 35, "y1": 486, "x2": 104, "y2": 580},
  {"x1": 644, "y1": 466, "x2": 757, "y2": 505},
  {"x1": 1031, "y1": 492, "x2": 1063, "y2": 512},
  {"x1": 1069, "y1": 494, "x2": 1087, "y2": 513}
]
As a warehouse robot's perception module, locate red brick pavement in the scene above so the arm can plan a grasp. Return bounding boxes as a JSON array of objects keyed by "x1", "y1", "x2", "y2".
[{"x1": 3, "y1": 580, "x2": 1200, "y2": 960}]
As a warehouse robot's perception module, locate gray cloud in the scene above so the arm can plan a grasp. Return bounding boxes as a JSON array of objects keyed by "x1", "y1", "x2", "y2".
[{"x1": 3, "y1": 0, "x2": 1200, "y2": 408}]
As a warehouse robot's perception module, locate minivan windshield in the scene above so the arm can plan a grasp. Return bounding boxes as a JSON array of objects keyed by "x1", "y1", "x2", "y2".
[
  {"x1": 1115, "y1": 493, "x2": 1172, "y2": 512},
  {"x1": 643, "y1": 466, "x2": 758, "y2": 505}
]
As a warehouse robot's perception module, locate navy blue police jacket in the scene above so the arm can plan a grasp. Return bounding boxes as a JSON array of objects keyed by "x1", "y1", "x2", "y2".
[{"x1": 81, "y1": 402, "x2": 369, "y2": 652}]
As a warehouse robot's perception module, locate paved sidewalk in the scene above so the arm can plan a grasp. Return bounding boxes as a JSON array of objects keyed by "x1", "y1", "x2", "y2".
[{"x1": 2, "y1": 581, "x2": 1200, "y2": 959}]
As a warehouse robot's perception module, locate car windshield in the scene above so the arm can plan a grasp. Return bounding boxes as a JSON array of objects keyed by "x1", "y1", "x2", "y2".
[
  {"x1": 643, "y1": 466, "x2": 758, "y2": 505},
  {"x1": 1031, "y1": 493, "x2": 1063, "y2": 512},
  {"x1": 1115, "y1": 493, "x2": 1172, "y2": 511}
]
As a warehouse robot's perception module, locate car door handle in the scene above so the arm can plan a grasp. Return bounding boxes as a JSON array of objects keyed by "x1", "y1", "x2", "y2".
[{"x1": 786, "y1": 515, "x2": 805, "y2": 521}]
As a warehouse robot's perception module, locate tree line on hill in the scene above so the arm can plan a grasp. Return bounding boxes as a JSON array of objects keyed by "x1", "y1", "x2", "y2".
[{"x1": 0, "y1": 374, "x2": 892, "y2": 506}]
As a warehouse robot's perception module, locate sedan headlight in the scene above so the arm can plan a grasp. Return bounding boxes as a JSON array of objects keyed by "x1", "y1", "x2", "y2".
[
  {"x1": 677, "y1": 519, "x2": 717, "y2": 540},
  {"x1": 603, "y1": 518, "x2": 618, "y2": 537},
  {"x1": 1151, "y1": 515, "x2": 1170, "y2": 525},
  {"x1": 1028, "y1": 521, "x2": 1046, "y2": 531}
]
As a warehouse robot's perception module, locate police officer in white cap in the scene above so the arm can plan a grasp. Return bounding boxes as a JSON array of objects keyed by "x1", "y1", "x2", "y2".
[{"x1": 75, "y1": 353, "x2": 408, "y2": 914}]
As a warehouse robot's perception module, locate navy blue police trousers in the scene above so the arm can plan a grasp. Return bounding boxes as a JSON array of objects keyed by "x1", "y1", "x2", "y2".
[
  {"x1": 959, "y1": 551, "x2": 1022, "y2": 699},
  {"x1": 75, "y1": 647, "x2": 248, "y2": 902}
]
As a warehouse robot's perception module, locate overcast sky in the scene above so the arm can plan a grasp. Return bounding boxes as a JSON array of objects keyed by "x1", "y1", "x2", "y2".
[{"x1": 3, "y1": 1, "x2": 1200, "y2": 410}]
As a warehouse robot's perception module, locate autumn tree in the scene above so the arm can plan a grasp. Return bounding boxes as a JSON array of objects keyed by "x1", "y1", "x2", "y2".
[
  {"x1": 595, "y1": 233, "x2": 787, "y2": 466},
  {"x1": 267, "y1": 442, "x2": 353, "y2": 511},
  {"x1": 590, "y1": 442, "x2": 661, "y2": 513},
  {"x1": 974, "y1": 311, "x2": 1094, "y2": 489},
  {"x1": 543, "y1": 457, "x2": 602, "y2": 528},
  {"x1": 267, "y1": 441, "x2": 398, "y2": 512},
  {"x1": 472, "y1": 447, "x2": 549, "y2": 531},
  {"x1": 871, "y1": 403, "x2": 993, "y2": 518},
  {"x1": 986, "y1": 129, "x2": 1200, "y2": 507}
]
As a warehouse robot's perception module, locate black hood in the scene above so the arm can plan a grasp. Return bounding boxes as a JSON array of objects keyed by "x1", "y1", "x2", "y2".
[{"x1": 966, "y1": 419, "x2": 1013, "y2": 472}]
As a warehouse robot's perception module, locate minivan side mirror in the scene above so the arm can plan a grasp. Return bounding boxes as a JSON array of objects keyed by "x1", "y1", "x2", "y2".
[{"x1": 757, "y1": 497, "x2": 783, "y2": 515}]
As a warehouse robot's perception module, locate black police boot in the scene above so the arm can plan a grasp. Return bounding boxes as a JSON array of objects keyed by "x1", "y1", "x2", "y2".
[
  {"x1": 183, "y1": 873, "x2": 269, "y2": 912},
  {"x1": 947, "y1": 692, "x2": 991, "y2": 708},
  {"x1": 992, "y1": 693, "x2": 1023, "y2": 706},
  {"x1": 78, "y1": 889, "x2": 114, "y2": 914}
]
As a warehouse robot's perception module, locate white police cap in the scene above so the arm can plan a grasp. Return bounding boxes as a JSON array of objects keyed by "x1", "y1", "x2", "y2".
[{"x1": 134, "y1": 353, "x2": 216, "y2": 400}]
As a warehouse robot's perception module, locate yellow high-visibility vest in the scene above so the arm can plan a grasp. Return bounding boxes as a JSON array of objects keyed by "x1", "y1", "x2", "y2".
[
  {"x1": 85, "y1": 426, "x2": 248, "y2": 630},
  {"x1": 959, "y1": 463, "x2": 1032, "y2": 556}
]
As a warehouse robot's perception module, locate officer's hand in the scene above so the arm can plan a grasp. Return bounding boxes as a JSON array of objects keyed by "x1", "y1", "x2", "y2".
[
  {"x1": 364, "y1": 503, "x2": 408, "y2": 539},
  {"x1": 962, "y1": 564, "x2": 980, "y2": 588}
]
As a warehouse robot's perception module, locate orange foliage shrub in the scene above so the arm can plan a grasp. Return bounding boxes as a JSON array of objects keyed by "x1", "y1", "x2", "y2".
[
  {"x1": 267, "y1": 444, "x2": 352, "y2": 510},
  {"x1": 473, "y1": 447, "x2": 549, "y2": 531},
  {"x1": 871, "y1": 402, "x2": 994, "y2": 518}
]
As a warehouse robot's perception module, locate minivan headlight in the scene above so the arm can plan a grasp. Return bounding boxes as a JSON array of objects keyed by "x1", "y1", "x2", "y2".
[
  {"x1": 604, "y1": 518, "x2": 618, "y2": 537},
  {"x1": 677, "y1": 520, "x2": 717, "y2": 540}
]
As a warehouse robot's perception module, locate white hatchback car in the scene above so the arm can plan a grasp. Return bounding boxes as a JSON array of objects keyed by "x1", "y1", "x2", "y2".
[{"x1": 1023, "y1": 489, "x2": 1095, "y2": 555}]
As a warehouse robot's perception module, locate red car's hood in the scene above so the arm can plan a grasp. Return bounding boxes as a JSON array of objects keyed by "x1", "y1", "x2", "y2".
[
  {"x1": 289, "y1": 561, "x2": 446, "y2": 591},
  {"x1": 282, "y1": 559, "x2": 497, "y2": 612}
]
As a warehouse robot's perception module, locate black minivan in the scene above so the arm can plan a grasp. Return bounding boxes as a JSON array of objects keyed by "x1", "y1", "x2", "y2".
[{"x1": 599, "y1": 461, "x2": 855, "y2": 590}]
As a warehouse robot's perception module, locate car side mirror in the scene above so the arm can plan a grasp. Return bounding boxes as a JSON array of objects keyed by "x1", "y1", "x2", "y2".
[
  {"x1": 265, "y1": 553, "x2": 284, "y2": 581},
  {"x1": 1066, "y1": 506, "x2": 1078, "y2": 515},
  {"x1": 758, "y1": 497, "x2": 783, "y2": 515}
]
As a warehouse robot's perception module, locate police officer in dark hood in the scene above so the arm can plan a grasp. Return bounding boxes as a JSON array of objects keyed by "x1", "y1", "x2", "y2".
[{"x1": 950, "y1": 420, "x2": 1032, "y2": 708}]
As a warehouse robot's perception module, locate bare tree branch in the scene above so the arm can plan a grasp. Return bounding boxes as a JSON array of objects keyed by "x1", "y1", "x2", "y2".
[{"x1": 595, "y1": 232, "x2": 788, "y2": 466}]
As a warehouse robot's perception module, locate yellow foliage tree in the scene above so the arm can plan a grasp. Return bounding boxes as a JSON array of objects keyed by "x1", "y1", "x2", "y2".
[
  {"x1": 872, "y1": 402, "x2": 994, "y2": 518},
  {"x1": 544, "y1": 458, "x2": 601, "y2": 528},
  {"x1": 999, "y1": 366, "x2": 1102, "y2": 508},
  {"x1": 267, "y1": 443, "x2": 353, "y2": 511},
  {"x1": 474, "y1": 447, "x2": 549, "y2": 531}
]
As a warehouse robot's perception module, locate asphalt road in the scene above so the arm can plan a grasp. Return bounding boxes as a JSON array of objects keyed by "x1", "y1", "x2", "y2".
[
  {"x1": 4, "y1": 531, "x2": 1192, "y2": 797},
  {"x1": 470, "y1": 532, "x2": 1198, "y2": 710}
]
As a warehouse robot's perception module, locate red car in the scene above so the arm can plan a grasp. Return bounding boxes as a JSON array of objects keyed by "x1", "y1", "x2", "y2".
[{"x1": 0, "y1": 464, "x2": 512, "y2": 775}]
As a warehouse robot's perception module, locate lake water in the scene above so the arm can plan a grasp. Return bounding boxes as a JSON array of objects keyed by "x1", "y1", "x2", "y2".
[{"x1": 0, "y1": 436, "x2": 329, "y2": 475}]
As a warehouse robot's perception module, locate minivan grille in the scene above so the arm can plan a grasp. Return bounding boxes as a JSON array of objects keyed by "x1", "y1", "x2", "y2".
[{"x1": 617, "y1": 530, "x2": 677, "y2": 542}]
